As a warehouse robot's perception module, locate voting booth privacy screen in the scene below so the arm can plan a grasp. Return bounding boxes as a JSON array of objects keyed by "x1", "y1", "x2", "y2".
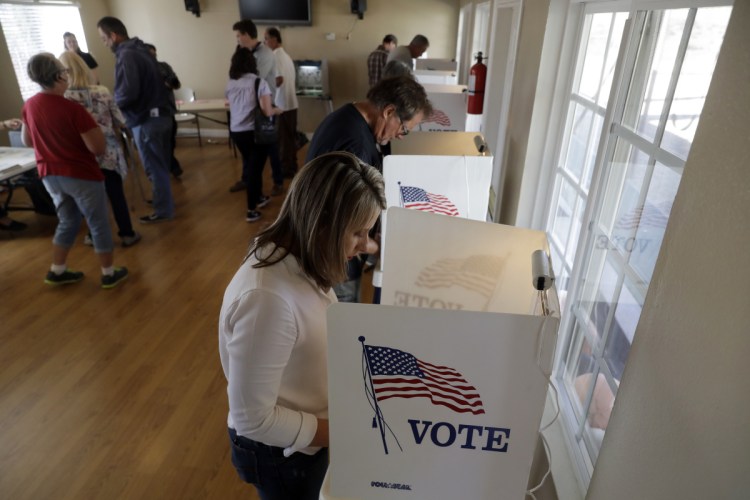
[{"x1": 326, "y1": 209, "x2": 559, "y2": 499}]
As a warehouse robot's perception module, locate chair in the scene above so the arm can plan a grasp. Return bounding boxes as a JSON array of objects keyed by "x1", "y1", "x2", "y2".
[{"x1": 173, "y1": 87, "x2": 202, "y2": 146}]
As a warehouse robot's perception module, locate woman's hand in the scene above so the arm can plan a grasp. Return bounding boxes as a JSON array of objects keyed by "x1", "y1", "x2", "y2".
[{"x1": 1, "y1": 118, "x2": 22, "y2": 131}]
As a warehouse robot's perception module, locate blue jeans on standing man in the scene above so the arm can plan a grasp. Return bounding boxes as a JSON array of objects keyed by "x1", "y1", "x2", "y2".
[{"x1": 131, "y1": 115, "x2": 174, "y2": 218}]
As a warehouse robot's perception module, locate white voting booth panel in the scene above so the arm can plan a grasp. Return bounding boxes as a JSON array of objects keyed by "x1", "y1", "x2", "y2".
[
  {"x1": 414, "y1": 69, "x2": 458, "y2": 85},
  {"x1": 419, "y1": 84, "x2": 468, "y2": 132},
  {"x1": 381, "y1": 132, "x2": 492, "y2": 268},
  {"x1": 415, "y1": 58, "x2": 457, "y2": 71},
  {"x1": 325, "y1": 209, "x2": 559, "y2": 500}
]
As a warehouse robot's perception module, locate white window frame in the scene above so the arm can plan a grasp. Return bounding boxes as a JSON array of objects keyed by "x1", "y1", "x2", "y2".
[
  {"x1": 537, "y1": 0, "x2": 733, "y2": 493},
  {"x1": 0, "y1": 0, "x2": 86, "y2": 101}
]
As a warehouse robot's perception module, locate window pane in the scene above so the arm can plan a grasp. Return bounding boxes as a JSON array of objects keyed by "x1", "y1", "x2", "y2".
[
  {"x1": 564, "y1": 103, "x2": 594, "y2": 182},
  {"x1": 622, "y1": 10, "x2": 690, "y2": 142},
  {"x1": 597, "y1": 13, "x2": 628, "y2": 107},
  {"x1": 0, "y1": 4, "x2": 86, "y2": 101},
  {"x1": 583, "y1": 112, "x2": 603, "y2": 192},
  {"x1": 552, "y1": 180, "x2": 575, "y2": 248},
  {"x1": 629, "y1": 161, "x2": 679, "y2": 281},
  {"x1": 662, "y1": 6, "x2": 732, "y2": 159},
  {"x1": 578, "y1": 13, "x2": 612, "y2": 101},
  {"x1": 604, "y1": 278, "x2": 641, "y2": 380}
]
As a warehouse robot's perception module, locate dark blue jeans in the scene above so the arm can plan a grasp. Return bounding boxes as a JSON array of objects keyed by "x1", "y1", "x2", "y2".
[
  {"x1": 230, "y1": 130, "x2": 271, "y2": 211},
  {"x1": 228, "y1": 428, "x2": 328, "y2": 500}
]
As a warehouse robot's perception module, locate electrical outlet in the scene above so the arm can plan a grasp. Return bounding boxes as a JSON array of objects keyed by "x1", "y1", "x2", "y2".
[{"x1": 325, "y1": 32, "x2": 336, "y2": 41}]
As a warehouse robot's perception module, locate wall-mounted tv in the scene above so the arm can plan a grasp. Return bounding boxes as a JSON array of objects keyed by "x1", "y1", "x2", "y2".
[{"x1": 238, "y1": 0, "x2": 312, "y2": 26}]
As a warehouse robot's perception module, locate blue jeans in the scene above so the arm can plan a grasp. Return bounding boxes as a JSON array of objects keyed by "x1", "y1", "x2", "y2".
[
  {"x1": 42, "y1": 175, "x2": 114, "y2": 253},
  {"x1": 228, "y1": 428, "x2": 328, "y2": 500},
  {"x1": 132, "y1": 116, "x2": 174, "y2": 218}
]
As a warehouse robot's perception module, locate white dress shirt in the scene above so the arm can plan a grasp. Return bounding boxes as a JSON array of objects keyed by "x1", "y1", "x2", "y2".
[
  {"x1": 272, "y1": 46, "x2": 299, "y2": 111},
  {"x1": 219, "y1": 247, "x2": 336, "y2": 456}
]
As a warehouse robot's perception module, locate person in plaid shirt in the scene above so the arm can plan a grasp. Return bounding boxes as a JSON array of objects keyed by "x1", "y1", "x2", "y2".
[{"x1": 367, "y1": 34, "x2": 397, "y2": 87}]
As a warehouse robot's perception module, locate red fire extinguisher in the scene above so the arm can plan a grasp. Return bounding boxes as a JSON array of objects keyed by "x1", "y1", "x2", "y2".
[{"x1": 467, "y1": 52, "x2": 487, "y2": 115}]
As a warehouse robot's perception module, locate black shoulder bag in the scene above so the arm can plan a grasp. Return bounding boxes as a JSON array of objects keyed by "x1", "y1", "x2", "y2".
[{"x1": 253, "y1": 78, "x2": 278, "y2": 145}]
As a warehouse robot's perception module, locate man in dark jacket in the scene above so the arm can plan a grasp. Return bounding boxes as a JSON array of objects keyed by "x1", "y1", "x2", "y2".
[{"x1": 97, "y1": 16, "x2": 175, "y2": 224}]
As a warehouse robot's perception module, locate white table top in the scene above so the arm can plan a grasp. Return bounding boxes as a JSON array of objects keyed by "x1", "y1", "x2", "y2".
[
  {"x1": 0, "y1": 146, "x2": 36, "y2": 182},
  {"x1": 176, "y1": 99, "x2": 228, "y2": 113}
]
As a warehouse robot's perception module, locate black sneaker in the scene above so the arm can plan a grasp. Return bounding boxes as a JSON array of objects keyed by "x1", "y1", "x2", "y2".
[
  {"x1": 229, "y1": 180, "x2": 246, "y2": 193},
  {"x1": 139, "y1": 213, "x2": 172, "y2": 224},
  {"x1": 101, "y1": 267, "x2": 129, "y2": 289},
  {"x1": 246, "y1": 210, "x2": 261, "y2": 222},
  {"x1": 257, "y1": 196, "x2": 270, "y2": 208},
  {"x1": 44, "y1": 269, "x2": 84, "y2": 286}
]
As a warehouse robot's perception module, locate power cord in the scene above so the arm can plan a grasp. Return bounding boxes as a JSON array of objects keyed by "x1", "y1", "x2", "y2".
[{"x1": 526, "y1": 382, "x2": 560, "y2": 499}]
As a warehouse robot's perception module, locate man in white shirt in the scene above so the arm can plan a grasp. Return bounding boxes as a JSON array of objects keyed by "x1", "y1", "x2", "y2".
[
  {"x1": 387, "y1": 34, "x2": 430, "y2": 71},
  {"x1": 265, "y1": 27, "x2": 300, "y2": 179}
]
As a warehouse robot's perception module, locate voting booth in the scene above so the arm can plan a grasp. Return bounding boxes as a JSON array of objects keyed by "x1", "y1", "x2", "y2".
[
  {"x1": 414, "y1": 69, "x2": 459, "y2": 85},
  {"x1": 326, "y1": 208, "x2": 560, "y2": 499},
  {"x1": 418, "y1": 84, "x2": 468, "y2": 132},
  {"x1": 415, "y1": 58, "x2": 457, "y2": 72},
  {"x1": 383, "y1": 131, "x2": 492, "y2": 225}
]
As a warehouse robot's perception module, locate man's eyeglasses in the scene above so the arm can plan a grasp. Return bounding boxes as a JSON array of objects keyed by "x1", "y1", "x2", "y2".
[{"x1": 397, "y1": 116, "x2": 409, "y2": 137}]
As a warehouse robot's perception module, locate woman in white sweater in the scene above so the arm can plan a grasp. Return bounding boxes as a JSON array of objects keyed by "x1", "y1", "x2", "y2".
[{"x1": 219, "y1": 151, "x2": 385, "y2": 499}]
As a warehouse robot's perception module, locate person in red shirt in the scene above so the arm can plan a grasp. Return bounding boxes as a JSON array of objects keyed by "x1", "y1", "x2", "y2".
[{"x1": 21, "y1": 52, "x2": 128, "y2": 289}]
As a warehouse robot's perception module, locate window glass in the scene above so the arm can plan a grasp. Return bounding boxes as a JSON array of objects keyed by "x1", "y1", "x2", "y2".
[
  {"x1": 546, "y1": 4, "x2": 731, "y2": 483},
  {"x1": 662, "y1": 7, "x2": 732, "y2": 159},
  {"x1": 0, "y1": 2, "x2": 86, "y2": 100}
]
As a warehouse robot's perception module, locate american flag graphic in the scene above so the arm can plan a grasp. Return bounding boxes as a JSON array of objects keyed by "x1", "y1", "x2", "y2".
[
  {"x1": 400, "y1": 185, "x2": 460, "y2": 216},
  {"x1": 415, "y1": 255, "x2": 505, "y2": 298},
  {"x1": 614, "y1": 201, "x2": 672, "y2": 230},
  {"x1": 364, "y1": 344, "x2": 485, "y2": 415},
  {"x1": 424, "y1": 109, "x2": 452, "y2": 127}
]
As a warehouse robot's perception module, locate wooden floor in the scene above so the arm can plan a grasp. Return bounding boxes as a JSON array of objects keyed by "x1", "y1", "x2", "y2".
[{"x1": 0, "y1": 140, "x2": 298, "y2": 499}]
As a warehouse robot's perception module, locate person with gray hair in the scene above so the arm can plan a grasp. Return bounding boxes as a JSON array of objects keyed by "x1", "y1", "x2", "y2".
[
  {"x1": 387, "y1": 34, "x2": 430, "y2": 69},
  {"x1": 305, "y1": 75, "x2": 432, "y2": 302},
  {"x1": 21, "y1": 52, "x2": 128, "y2": 288}
]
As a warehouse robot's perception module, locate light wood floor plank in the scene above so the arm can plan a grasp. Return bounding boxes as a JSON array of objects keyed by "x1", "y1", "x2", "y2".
[{"x1": 0, "y1": 140, "x2": 282, "y2": 499}]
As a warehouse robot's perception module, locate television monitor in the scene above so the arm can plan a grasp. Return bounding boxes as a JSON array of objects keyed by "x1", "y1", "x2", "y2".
[{"x1": 238, "y1": 0, "x2": 312, "y2": 26}]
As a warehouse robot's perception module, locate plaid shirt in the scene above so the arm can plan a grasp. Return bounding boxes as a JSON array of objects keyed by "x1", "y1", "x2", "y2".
[{"x1": 367, "y1": 45, "x2": 389, "y2": 87}]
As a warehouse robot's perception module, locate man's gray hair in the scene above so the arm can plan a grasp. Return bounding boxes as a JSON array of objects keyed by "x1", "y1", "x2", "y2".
[{"x1": 366, "y1": 75, "x2": 433, "y2": 121}]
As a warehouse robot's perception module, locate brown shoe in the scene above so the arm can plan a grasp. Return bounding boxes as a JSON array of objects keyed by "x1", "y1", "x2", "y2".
[
  {"x1": 270, "y1": 184, "x2": 284, "y2": 196},
  {"x1": 229, "y1": 180, "x2": 246, "y2": 193}
]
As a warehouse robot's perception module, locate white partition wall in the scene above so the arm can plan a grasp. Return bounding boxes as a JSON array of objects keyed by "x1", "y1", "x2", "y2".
[
  {"x1": 419, "y1": 84, "x2": 468, "y2": 132},
  {"x1": 414, "y1": 69, "x2": 459, "y2": 85},
  {"x1": 326, "y1": 209, "x2": 560, "y2": 499}
]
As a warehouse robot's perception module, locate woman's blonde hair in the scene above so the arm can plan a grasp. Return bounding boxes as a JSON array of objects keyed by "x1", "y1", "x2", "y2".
[
  {"x1": 58, "y1": 51, "x2": 92, "y2": 89},
  {"x1": 248, "y1": 151, "x2": 386, "y2": 290}
]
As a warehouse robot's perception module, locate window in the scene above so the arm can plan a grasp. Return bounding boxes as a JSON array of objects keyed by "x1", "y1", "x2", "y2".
[
  {"x1": 0, "y1": 1, "x2": 87, "y2": 100},
  {"x1": 544, "y1": 0, "x2": 732, "y2": 484}
]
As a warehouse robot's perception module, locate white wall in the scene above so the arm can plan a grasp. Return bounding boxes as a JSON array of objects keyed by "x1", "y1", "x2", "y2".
[
  {"x1": 587, "y1": 2, "x2": 750, "y2": 498},
  {"x1": 104, "y1": 0, "x2": 458, "y2": 132}
]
